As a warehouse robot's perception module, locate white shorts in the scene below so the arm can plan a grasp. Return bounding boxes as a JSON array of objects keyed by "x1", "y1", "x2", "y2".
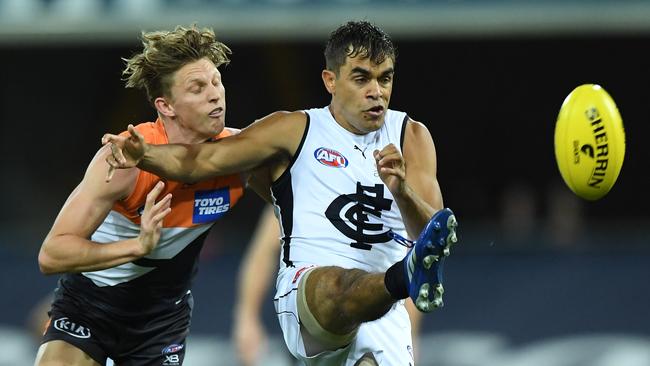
[{"x1": 274, "y1": 264, "x2": 415, "y2": 366}]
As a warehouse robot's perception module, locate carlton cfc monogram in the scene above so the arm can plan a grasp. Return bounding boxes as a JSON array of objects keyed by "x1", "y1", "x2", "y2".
[{"x1": 325, "y1": 182, "x2": 393, "y2": 250}]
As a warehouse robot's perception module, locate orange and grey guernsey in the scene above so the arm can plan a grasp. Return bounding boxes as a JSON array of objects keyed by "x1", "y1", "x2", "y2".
[{"x1": 60, "y1": 119, "x2": 244, "y2": 314}]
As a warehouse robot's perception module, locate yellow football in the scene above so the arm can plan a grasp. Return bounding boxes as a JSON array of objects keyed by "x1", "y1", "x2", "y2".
[{"x1": 554, "y1": 84, "x2": 626, "y2": 201}]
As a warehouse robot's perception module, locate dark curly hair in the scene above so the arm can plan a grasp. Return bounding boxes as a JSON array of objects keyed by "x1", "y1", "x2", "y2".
[{"x1": 324, "y1": 20, "x2": 397, "y2": 74}]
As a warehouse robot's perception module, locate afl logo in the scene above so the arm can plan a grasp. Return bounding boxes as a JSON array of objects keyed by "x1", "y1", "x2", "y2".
[
  {"x1": 162, "y1": 343, "x2": 184, "y2": 354},
  {"x1": 314, "y1": 147, "x2": 348, "y2": 168}
]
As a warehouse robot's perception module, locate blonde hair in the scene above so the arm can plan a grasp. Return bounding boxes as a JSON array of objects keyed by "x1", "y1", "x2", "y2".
[{"x1": 122, "y1": 25, "x2": 231, "y2": 105}]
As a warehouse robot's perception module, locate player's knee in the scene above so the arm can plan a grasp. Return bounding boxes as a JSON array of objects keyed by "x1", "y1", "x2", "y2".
[
  {"x1": 297, "y1": 269, "x2": 359, "y2": 353},
  {"x1": 310, "y1": 267, "x2": 364, "y2": 305},
  {"x1": 310, "y1": 267, "x2": 366, "y2": 298},
  {"x1": 304, "y1": 267, "x2": 367, "y2": 331}
]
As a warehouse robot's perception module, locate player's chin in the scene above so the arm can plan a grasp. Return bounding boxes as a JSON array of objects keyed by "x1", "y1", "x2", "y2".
[
  {"x1": 207, "y1": 117, "x2": 225, "y2": 134},
  {"x1": 361, "y1": 115, "x2": 385, "y2": 131}
]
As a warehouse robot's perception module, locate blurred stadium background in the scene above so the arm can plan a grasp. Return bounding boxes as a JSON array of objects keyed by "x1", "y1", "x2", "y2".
[{"x1": 1, "y1": 0, "x2": 649, "y2": 365}]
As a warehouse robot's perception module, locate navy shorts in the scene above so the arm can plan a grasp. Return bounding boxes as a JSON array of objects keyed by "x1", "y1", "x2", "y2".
[{"x1": 42, "y1": 287, "x2": 194, "y2": 366}]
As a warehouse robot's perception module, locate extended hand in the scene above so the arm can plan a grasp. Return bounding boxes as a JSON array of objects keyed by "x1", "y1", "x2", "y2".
[
  {"x1": 137, "y1": 181, "x2": 172, "y2": 256},
  {"x1": 102, "y1": 124, "x2": 148, "y2": 182},
  {"x1": 374, "y1": 143, "x2": 406, "y2": 195}
]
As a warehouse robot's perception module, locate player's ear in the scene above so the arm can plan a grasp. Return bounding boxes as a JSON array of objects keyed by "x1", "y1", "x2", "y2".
[
  {"x1": 322, "y1": 69, "x2": 336, "y2": 94},
  {"x1": 154, "y1": 96, "x2": 175, "y2": 118}
]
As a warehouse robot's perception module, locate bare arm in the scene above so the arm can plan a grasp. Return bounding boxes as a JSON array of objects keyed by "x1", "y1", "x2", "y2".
[
  {"x1": 102, "y1": 111, "x2": 307, "y2": 183},
  {"x1": 38, "y1": 146, "x2": 172, "y2": 274},
  {"x1": 374, "y1": 119, "x2": 443, "y2": 239},
  {"x1": 232, "y1": 205, "x2": 280, "y2": 366}
]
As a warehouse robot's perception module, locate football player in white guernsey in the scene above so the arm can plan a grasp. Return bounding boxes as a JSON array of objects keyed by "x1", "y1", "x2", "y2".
[{"x1": 104, "y1": 21, "x2": 458, "y2": 366}]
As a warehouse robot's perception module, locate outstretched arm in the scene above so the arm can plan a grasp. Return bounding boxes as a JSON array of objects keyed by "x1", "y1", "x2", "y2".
[
  {"x1": 374, "y1": 119, "x2": 443, "y2": 239},
  {"x1": 232, "y1": 205, "x2": 280, "y2": 366},
  {"x1": 102, "y1": 111, "x2": 307, "y2": 183},
  {"x1": 38, "y1": 145, "x2": 172, "y2": 274}
]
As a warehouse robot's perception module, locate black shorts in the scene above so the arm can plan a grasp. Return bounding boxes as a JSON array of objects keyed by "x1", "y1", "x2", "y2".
[{"x1": 42, "y1": 287, "x2": 194, "y2": 366}]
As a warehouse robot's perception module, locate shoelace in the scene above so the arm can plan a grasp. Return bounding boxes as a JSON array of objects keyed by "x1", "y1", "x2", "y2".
[{"x1": 388, "y1": 230, "x2": 414, "y2": 248}]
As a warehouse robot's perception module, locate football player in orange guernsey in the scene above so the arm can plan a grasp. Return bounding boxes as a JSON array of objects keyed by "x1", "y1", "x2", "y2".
[{"x1": 35, "y1": 25, "x2": 273, "y2": 366}]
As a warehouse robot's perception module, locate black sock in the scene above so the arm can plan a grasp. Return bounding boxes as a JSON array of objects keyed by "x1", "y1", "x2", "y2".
[{"x1": 384, "y1": 259, "x2": 409, "y2": 300}]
